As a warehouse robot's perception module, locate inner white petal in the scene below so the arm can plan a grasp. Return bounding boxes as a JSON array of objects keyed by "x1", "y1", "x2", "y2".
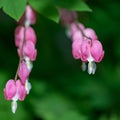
[
  {"x1": 24, "y1": 57, "x2": 33, "y2": 71},
  {"x1": 11, "y1": 100, "x2": 17, "y2": 114},
  {"x1": 88, "y1": 62, "x2": 93, "y2": 74},
  {"x1": 12, "y1": 93, "x2": 19, "y2": 101},
  {"x1": 88, "y1": 62, "x2": 97, "y2": 75},
  {"x1": 25, "y1": 80, "x2": 32, "y2": 94},
  {"x1": 25, "y1": 20, "x2": 30, "y2": 27},
  {"x1": 81, "y1": 62, "x2": 87, "y2": 71},
  {"x1": 92, "y1": 62, "x2": 96, "y2": 74},
  {"x1": 87, "y1": 54, "x2": 94, "y2": 63},
  {"x1": 65, "y1": 28, "x2": 71, "y2": 38}
]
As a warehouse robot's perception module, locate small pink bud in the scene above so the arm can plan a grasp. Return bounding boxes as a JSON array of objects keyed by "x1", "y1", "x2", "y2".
[
  {"x1": 83, "y1": 28, "x2": 98, "y2": 40},
  {"x1": 18, "y1": 61, "x2": 30, "y2": 84},
  {"x1": 26, "y1": 5, "x2": 36, "y2": 25},
  {"x1": 59, "y1": 9, "x2": 77, "y2": 26},
  {"x1": 4, "y1": 80, "x2": 16, "y2": 100},
  {"x1": 70, "y1": 23, "x2": 85, "y2": 37},
  {"x1": 19, "y1": 5, "x2": 36, "y2": 26}
]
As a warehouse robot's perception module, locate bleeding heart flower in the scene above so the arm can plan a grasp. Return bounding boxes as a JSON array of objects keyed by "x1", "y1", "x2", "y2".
[
  {"x1": 23, "y1": 41, "x2": 37, "y2": 61},
  {"x1": 91, "y1": 40, "x2": 104, "y2": 62},
  {"x1": 80, "y1": 39, "x2": 104, "y2": 74},
  {"x1": 4, "y1": 80, "x2": 16, "y2": 100},
  {"x1": 15, "y1": 26, "x2": 36, "y2": 48},
  {"x1": 4, "y1": 80, "x2": 27, "y2": 113},
  {"x1": 18, "y1": 61, "x2": 30, "y2": 84}
]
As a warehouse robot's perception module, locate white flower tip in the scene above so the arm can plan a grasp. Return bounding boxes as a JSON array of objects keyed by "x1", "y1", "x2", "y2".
[
  {"x1": 81, "y1": 62, "x2": 87, "y2": 71},
  {"x1": 25, "y1": 80, "x2": 32, "y2": 94},
  {"x1": 25, "y1": 20, "x2": 30, "y2": 27},
  {"x1": 24, "y1": 57, "x2": 33, "y2": 71},
  {"x1": 88, "y1": 62, "x2": 96, "y2": 75},
  {"x1": 11, "y1": 101, "x2": 17, "y2": 114},
  {"x1": 65, "y1": 28, "x2": 71, "y2": 38},
  {"x1": 92, "y1": 62, "x2": 96, "y2": 74},
  {"x1": 88, "y1": 62, "x2": 92, "y2": 74}
]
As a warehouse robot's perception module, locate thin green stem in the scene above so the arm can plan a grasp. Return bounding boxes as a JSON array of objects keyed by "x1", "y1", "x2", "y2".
[
  {"x1": 14, "y1": 58, "x2": 22, "y2": 80},
  {"x1": 14, "y1": 24, "x2": 26, "y2": 80}
]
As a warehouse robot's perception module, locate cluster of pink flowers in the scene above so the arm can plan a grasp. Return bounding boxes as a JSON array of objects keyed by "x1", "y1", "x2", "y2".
[
  {"x1": 60, "y1": 9, "x2": 104, "y2": 74},
  {"x1": 3, "y1": 6, "x2": 104, "y2": 114},
  {"x1": 70, "y1": 23, "x2": 104, "y2": 74},
  {"x1": 4, "y1": 5, "x2": 37, "y2": 113}
]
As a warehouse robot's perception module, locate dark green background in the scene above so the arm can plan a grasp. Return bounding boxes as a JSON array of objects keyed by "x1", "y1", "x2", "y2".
[{"x1": 0, "y1": 0, "x2": 120, "y2": 119}]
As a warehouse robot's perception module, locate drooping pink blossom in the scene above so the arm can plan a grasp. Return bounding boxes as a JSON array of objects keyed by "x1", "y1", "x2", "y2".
[
  {"x1": 72, "y1": 39, "x2": 82, "y2": 59},
  {"x1": 4, "y1": 79, "x2": 27, "y2": 113},
  {"x1": 23, "y1": 41, "x2": 37, "y2": 61},
  {"x1": 18, "y1": 61, "x2": 30, "y2": 84},
  {"x1": 15, "y1": 26, "x2": 36, "y2": 48},
  {"x1": 91, "y1": 40, "x2": 104, "y2": 62},
  {"x1": 80, "y1": 39, "x2": 104, "y2": 74},
  {"x1": 4, "y1": 80, "x2": 27, "y2": 101},
  {"x1": 80, "y1": 39, "x2": 104, "y2": 62},
  {"x1": 4, "y1": 80, "x2": 16, "y2": 100},
  {"x1": 16, "y1": 80, "x2": 27, "y2": 101},
  {"x1": 72, "y1": 32, "x2": 84, "y2": 59},
  {"x1": 80, "y1": 39, "x2": 91, "y2": 62}
]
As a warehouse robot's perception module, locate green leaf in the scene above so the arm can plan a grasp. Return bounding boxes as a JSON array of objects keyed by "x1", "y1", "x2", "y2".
[
  {"x1": 0, "y1": 0, "x2": 3, "y2": 8},
  {"x1": 1, "y1": 0, "x2": 26, "y2": 21},
  {"x1": 29, "y1": 0, "x2": 91, "y2": 23},
  {"x1": 54, "y1": 0, "x2": 92, "y2": 12},
  {"x1": 29, "y1": 0, "x2": 59, "y2": 23}
]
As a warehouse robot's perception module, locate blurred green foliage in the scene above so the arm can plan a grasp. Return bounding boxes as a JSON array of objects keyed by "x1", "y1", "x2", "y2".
[
  {"x1": 0, "y1": 0, "x2": 120, "y2": 120},
  {"x1": 0, "y1": 0, "x2": 91, "y2": 23},
  {"x1": 29, "y1": 0, "x2": 91, "y2": 22}
]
